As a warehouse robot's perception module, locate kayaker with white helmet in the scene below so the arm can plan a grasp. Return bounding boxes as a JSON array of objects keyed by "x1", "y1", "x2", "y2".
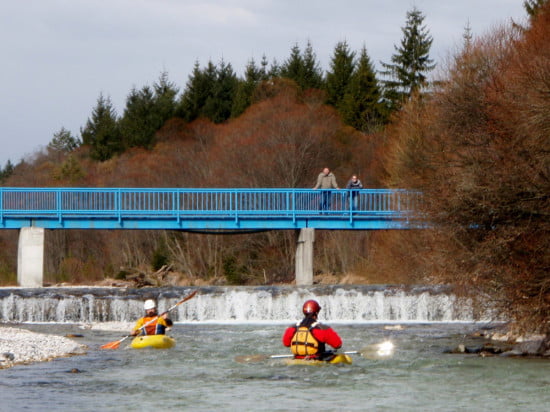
[
  {"x1": 130, "y1": 299, "x2": 173, "y2": 336},
  {"x1": 282, "y1": 299, "x2": 343, "y2": 360}
]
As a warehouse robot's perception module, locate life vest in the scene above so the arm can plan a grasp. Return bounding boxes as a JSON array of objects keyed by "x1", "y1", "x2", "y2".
[
  {"x1": 134, "y1": 316, "x2": 169, "y2": 336},
  {"x1": 290, "y1": 322, "x2": 320, "y2": 357}
]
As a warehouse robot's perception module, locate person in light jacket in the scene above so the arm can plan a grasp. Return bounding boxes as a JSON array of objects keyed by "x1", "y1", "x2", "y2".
[{"x1": 313, "y1": 167, "x2": 339, "y2": 211}]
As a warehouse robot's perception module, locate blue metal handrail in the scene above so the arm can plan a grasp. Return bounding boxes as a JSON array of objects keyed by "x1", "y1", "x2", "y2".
[{"x1": 0, "y1": 187, "x2": 422, "y2": 230}]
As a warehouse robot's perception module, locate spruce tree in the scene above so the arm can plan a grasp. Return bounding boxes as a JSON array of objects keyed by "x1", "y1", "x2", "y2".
[
  {"x1": 325, "y1": 40, "x2": 356, "y2": 108},
  {"x1": 340, "y1": 46, "x2": 385, "y2": 132},
  {"x1": 48, "y1": 127, "x2": 80, "y2": 153},
  {"x1": 524, "y1": 0, "x2": 547, "y2": 18},
  {"x1": 153, "y1": 71, "x2": 179, "y2": 126},
  {"x1": 177, "y1": 61, "x2": 217, "y2": 122},
  {"x1": 380, "y1": 7, "x2": 435, "y2": 112},
  {"x1": 81, "y1": 94, "x2": 122, "y2": 161},
  {"x1": 119, "y1": 72, "x2": 178, "y2": 150},
  {"x1": 0, "y1": 160, "x2": 14, "y2": 183},
  {"x1": 301, "y1": 40, "x2": 324, "y2": 90},
  {"x1": 280, "y1": 42, "x2": 323, "y2": 90},
  {"x1": 280, "y1": 43, "x2": 304, "y2": 85},
  {"x1": 231, "y1": 58, "x2": 264, "y2": 118},
  {"x1": 203, "y1": 59, "x2": 238, "y2": 123},
  {"x1": 119, "y1": 85, "x2": 157, "y2": 149}
]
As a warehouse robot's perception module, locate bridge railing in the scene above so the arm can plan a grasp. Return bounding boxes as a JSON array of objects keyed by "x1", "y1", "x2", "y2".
[{"x1": 0, "y1": 188, "x2": 422, "y2": 229}]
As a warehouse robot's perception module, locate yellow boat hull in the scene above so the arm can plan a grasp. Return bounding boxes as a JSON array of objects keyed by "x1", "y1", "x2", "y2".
[
  {"x1": 130, "y1": 335, "x2": 176, "y2": 349},
  {"x1": 284, "y1": 354, "x2": 353, "y2": 366}
]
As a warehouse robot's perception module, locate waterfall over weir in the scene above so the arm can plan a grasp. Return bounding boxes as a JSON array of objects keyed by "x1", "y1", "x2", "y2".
[{"x1": 0, "y1": 285, "x2": 484, "y2": 324}]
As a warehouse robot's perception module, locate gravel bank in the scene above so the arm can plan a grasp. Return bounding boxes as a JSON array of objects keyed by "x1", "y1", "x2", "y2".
[{"x1": 0, "y1": 327, "x2": 87, "y2": 369}]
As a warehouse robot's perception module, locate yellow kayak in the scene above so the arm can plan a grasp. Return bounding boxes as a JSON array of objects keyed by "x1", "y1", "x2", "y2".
[
  {"x1": 130, "y1": 335, "x2": 176, "y2": 349},
  {"x1": 283, "y1": 353, "x2": 353, "y2": 366}
]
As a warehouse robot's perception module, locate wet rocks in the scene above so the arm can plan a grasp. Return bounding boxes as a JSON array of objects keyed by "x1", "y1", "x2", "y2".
[{"x1": 446, "y1": 328, "x2": 550, "y2": 358}]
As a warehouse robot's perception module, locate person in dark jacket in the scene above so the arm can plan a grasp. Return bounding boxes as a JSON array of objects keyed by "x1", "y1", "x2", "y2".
[
  {"x1": 282, "y1": 299, "x2": 342, "y2": 360},
  {"x1": 346, "y1": 174, "x2": 363, "y2": 210}
]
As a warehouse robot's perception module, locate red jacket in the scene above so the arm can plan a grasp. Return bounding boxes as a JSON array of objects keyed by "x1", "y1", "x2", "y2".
[{"x1": 282, "y1": 322, "x2": 342, "y2": 354}]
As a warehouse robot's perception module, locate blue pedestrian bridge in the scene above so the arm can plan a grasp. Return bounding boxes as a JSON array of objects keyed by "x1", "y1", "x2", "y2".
[{"x1": 0, "y1": 187, "x2": 423, "y2": 231}]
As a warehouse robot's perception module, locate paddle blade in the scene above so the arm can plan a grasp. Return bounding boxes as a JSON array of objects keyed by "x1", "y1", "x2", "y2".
[
  {"x1": 100, "y1": 340, "x2": 122, "y2": 350},
  {"x1": 359, "y1": 340, "x2": 395, "y2": 359}
]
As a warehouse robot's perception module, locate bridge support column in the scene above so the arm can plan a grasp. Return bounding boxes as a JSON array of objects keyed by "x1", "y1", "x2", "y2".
[
  {"x1": 295, "y1": 228, "x2": 314, "y2": 285},
  {"x1": 17, "y1": 227, "x2": 44, "y2": 287}
]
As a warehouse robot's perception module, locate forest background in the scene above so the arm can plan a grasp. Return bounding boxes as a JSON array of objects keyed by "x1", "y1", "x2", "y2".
[{"x1": 0, "y1": 2, "x2": 548, "y2": 335}]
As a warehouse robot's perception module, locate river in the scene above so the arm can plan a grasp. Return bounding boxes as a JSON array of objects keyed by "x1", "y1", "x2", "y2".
[{"x1": 1, "y1": 322, "x2": 548, "y2": 411}]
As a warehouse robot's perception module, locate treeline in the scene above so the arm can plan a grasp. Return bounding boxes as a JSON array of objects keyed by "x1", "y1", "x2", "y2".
[{"x1": 0, "y1": 7, "x2": 433, "y2": 168}]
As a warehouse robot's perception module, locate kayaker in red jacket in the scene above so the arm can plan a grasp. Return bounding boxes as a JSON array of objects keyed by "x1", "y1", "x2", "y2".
[
  {"x1": 130, "y1": 299, "x2": 173, "y2": 336},
  {"x1": 282, "y1": 299, "x2": 342, "y2": 360}
]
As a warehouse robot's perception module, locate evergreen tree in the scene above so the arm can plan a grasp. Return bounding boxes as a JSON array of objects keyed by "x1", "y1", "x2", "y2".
[
  {"x1": 259, "y1": 54, "x2": 270, "y2": 80},
  {"x1": 231, "y1": 58, "x2": 264, "y2": 118},
  {"x1": 119, "y1": 72, "x2": 178, "y2": 150},
  {"x1": 340, "y1": 46, "x2": 385, "y2": 132},
  {"x1": 301, "y1": 40, "x2": 324, "y2": 90},
  {"x1": 325, "y1": 40, "x2": 356, "y2": 108},
  {"x1": 267, "y1": 57, "x2": 281, "y2": 78},
  {"x1": 177, "y1": 61, "x2": 217, "y2": 122},
  {"x1": 380, "y1": 7, "x2": 435, "y2": 112},
  {"x1": 153, "y1": 71, "x2": 179, "y2": 125},
  {"x1": 280, "y1": 42, "x2": 323, "y2": 90},
  {"x1": 119, "y1": 85, "x2": 156, "y2": 149},
  {"x1": 48, "y1": 127, "x2": 80, "y2": 153},
  {"x1": 203, "y1": 59, "x2": 239, "y2": 123},
  {"x1": 280, "y1": 43, "x2": 304, "y2": 85},
  {"x1": 81, "y1": 94, "x2": 122, "y2": 161},
  {"x1": 0, "y1": 160, "x2": 14, "y2": 183},
  {"x1": 524, "y1": 0, "x2": 547, "y2": 18}
]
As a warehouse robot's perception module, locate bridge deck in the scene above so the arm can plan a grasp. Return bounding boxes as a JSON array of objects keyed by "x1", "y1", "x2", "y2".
[{"x1": 0, "y1": 188, "x2": 422, "y2": 230}]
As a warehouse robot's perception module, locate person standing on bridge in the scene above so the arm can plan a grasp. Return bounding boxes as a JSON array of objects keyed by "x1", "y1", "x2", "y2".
[
  {"x1": 130, "y1": 299, "x2": 173, "y2": 336},
  {"x1": 346, "y1": 174, "x2": 363, "y2": 210},
  {"x1": 313, "y1": 167, "x2": 339, "y2": 211},
  {"x1": 282, "y1": 299, "x2": 343, "y2": 360}
]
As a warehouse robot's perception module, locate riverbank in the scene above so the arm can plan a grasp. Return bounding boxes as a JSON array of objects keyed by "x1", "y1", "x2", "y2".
[{"x1": 0, "y1": 326, "x2": 87, "y2": 369}]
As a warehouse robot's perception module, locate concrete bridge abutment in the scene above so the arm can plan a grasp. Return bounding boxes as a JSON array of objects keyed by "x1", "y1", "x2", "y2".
[
  {"x1": 17, "y1": 227, "x2": 44, "y2": 287},
  {"x1": 295, "y1": 228, "x2": 314, "y2": 285}
]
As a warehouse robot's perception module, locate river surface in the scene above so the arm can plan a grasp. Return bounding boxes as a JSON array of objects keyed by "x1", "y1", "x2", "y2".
[{"x1": 1, "y1": 322, "x2": 548, "y2": 411}]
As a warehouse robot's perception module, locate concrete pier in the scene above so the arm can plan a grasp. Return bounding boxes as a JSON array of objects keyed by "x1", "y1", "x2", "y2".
[
  {"x1": 295, "y1": 228, "x2": 314, "y2": 285},
  {"x1": 17, "y1": 227, "x2": 44, "y2": 287}
]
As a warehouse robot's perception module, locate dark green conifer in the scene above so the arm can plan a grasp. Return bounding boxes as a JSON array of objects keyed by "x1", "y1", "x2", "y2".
[
  {"x1": 340, "y1": 46, "x2": 385, "y2": 132},
  {"x1": 325, "y1": 40, "x2": 356, "y2": 108},
  {"x1": 177, "y1": 61, "x2": 217, "y2": 122},
  {"x1": 81, "y1": 94, "x2": 122, "y2": 161},
  {"x1": 203, "y1": 59, "x2": 238, "y2": 123},
  {"x1": 380, "y1": 7, "x2": 435, "y2": 112}
]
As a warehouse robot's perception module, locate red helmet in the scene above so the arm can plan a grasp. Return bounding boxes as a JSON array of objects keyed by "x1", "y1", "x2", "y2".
[{"x1": 302, "y1": 299, "x2": 321, "y2": 315}]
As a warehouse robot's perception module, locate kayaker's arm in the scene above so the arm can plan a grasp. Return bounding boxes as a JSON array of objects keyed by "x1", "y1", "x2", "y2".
[
  {"x1": 313, "y1": 326, "x2": 342, "y2": 349},
  {"x1": 282, "y1": 326, "x2": 296, "y2": 347}
]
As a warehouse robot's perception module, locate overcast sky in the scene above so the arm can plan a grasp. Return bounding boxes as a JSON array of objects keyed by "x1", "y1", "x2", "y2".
[{"x1": 0, "y1": 0, "x2": 527, "y2": 168}]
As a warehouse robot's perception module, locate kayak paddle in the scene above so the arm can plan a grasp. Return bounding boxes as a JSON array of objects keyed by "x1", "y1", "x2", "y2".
[
  {"x1": 235, "y1": 351, "x2": 355, "y2": 363},
  {"x1": 234, "y1": 340, "x2": 394, "y2": 363},
  {"x1": 100, "y1": 290, "x2": 198, "y2": 350}
]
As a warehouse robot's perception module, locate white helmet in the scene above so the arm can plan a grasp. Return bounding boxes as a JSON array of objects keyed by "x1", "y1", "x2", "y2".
[{"x1": 143, "y1": 299, "x2": 156, "y2": 310}]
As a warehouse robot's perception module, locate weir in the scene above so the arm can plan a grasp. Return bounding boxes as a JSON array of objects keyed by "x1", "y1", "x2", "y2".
[{"x1": 0, "y1": 285, "x2": 486, "y2": 324}]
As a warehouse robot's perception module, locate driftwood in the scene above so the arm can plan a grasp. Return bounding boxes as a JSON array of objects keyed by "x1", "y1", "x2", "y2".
[{"x1": 123, "y1": 265, "x2": 174, "y2": 288}]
